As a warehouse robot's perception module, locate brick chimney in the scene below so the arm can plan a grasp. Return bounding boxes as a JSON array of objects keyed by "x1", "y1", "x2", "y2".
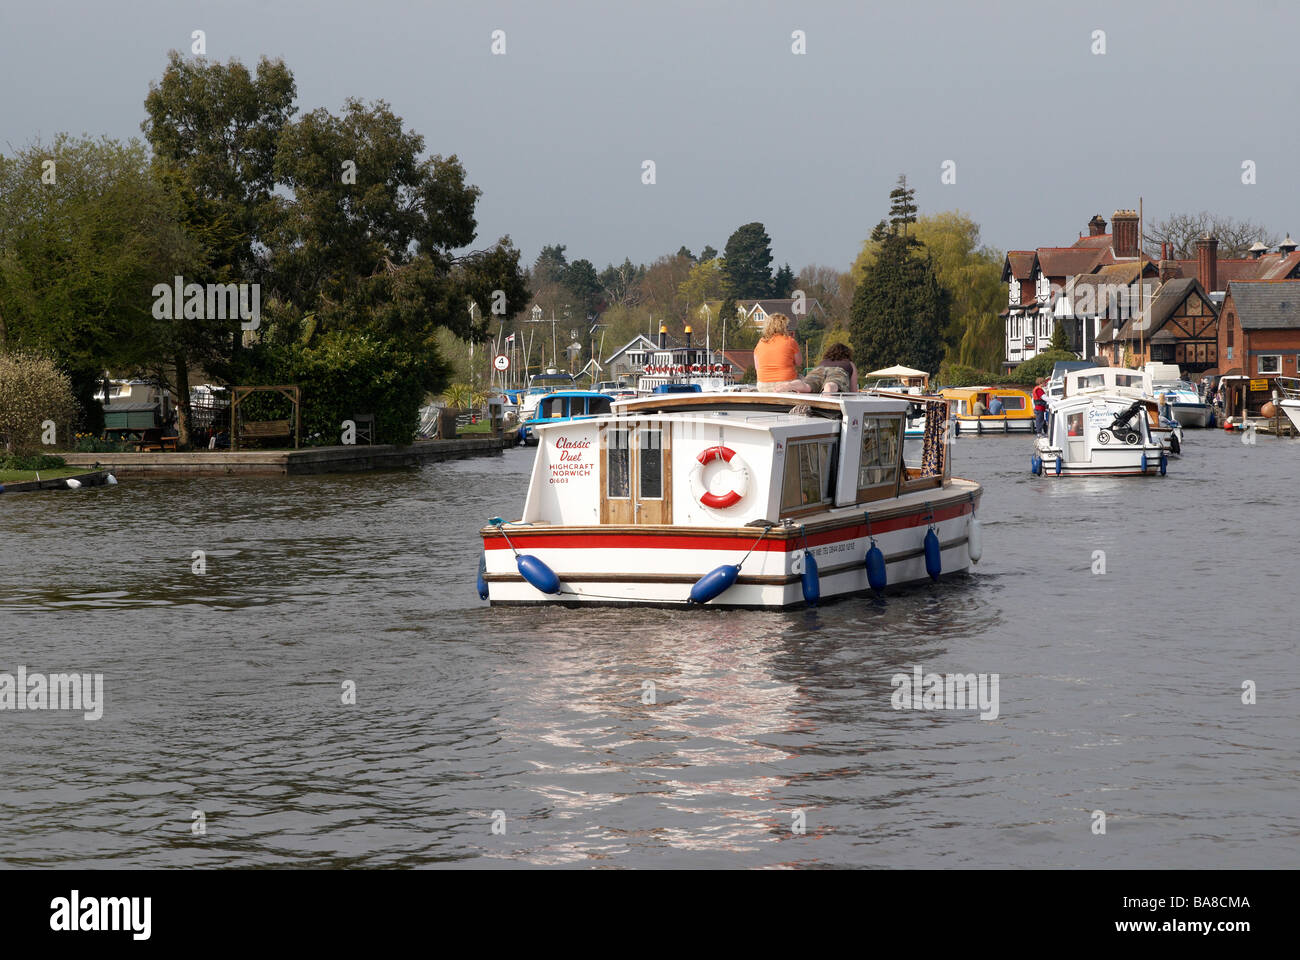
[
  {"x1": 1159, "y1": 242, "x2": 1177, "y2": 283},
  {"x1": 1088, "y1": 214, "x2": 1107, "y2": 237},
  {"x1": 1195, "y1": 236, "x2": 1219, "y2": 292},
  {"x1": 1112, "y1": 210, "x2": 1139, "y2": 257}
]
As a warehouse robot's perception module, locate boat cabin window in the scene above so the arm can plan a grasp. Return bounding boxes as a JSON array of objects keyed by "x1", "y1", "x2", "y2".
[
  {"x1": 996, "y1": 394, "x2": 1025, "y2": 410},
  {"x1": 857, "y1": 416, "x2": 901, "y2": 500},
  {"x1": 1115, "y1": 373, "x2": 1144, "y2": 388},
  {"x1": 587, "y1": 397, "x2": 613, "y2": 415},
  {"x1": 607, "y1": 427, "x2": 631, "y2": 499},
  {"x1": 1078, "y1": 374, "x2": 1105, "y2": 390},
  {"x1": 1067, "y1": 412, "x2": 1084, "y2": 437},
  {"x1": 781, "y1": 439, "x2": 836, "y2": 512}
]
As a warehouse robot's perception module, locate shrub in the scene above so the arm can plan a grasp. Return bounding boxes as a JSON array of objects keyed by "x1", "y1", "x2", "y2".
[
  {"x1": 235, "y1": 332, "x2": 450, "y2": 446},
  {"x1": 937, "y1": 361, "x2": 1023, "y2": 389},
  {"x1": 1008, "y1": 350, "x2": 1078, "y2": 385},
  {"x1": 1, "y1": 453, "x2": 67, "y2": 471},
  {"x1": 0, "y1": 352, "x2": 79, "y2": 454}
]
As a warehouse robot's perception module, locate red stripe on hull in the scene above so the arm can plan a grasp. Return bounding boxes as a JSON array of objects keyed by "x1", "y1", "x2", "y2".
[{"x1": 484, "y1": 501, "x2": 972, "y2": 552}]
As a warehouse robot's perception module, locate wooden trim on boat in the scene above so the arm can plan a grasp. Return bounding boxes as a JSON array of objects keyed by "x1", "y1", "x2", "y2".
[{"x1": 617, "y1": 393, "x2": 846, "y2": 415}]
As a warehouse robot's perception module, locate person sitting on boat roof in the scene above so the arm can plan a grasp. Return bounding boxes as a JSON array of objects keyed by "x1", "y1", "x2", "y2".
[
  {"x1": 987, "y1": 393, "x2": 1004, "y2": 415},
  {"x1": 754, "y1": 313, "x2": 812, "y2": 393},
  {"x1": 800, "y1": 342, "x2": 859, "y2": 394}
]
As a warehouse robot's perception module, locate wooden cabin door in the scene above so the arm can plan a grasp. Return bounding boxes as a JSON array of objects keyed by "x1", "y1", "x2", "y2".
[{"x1": 601, "y1": 421, "x2": 672, "y2": 524}]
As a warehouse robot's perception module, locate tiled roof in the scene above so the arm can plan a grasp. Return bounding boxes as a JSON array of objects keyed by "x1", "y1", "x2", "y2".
[
  {"x1": 1256, "y1": 251, "x2": 1300, "y2": 280},
  {"x1": 1225, "y1": 280, "x2": 1300, "y2": 329},
  {"x1": 1168, "y1": 255, "x2": 1300, "y2": 288},
  {"x1": 721, "y1": 349, "x2": 754, "y2": 372},
  {"x1": 740, "y1": 298, "x2": 826, "y2": 317},
  {"x1": 1003, "y1": 251, "x2": 1037, "y2": 281},
  {"x1": 1037, "y1": 246, "x2": 1111, "y2": 278},
  {"x1": 1071, "y1": 233, "x2": 1114, "y2": 249},
  {"x1": 1114, "y1": 278, "x2": 1201, "y2": 340}
]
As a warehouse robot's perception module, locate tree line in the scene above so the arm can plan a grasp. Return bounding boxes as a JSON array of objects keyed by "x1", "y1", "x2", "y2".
[{"x1": 0, "y1": 52, "x2": 528, "y2": 446}]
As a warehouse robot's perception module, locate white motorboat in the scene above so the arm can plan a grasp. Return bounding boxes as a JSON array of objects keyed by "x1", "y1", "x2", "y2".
[
  {"x1": 1145, "y1": 363, "x2": 1211, "y2": 427},
  {"x1": 479, "y1": 391, "x2": 983, "y2": 608},
  {"x1": 1033, "y1": 369, "x2": 1169, "y2": 477},
  {"x1": 1274, "y1": 377, "x2": 1300, "y2": 433}
]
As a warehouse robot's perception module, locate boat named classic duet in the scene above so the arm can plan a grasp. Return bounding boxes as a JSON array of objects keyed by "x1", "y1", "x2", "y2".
[{"x1": 479, "y1": 391, "x2": 983, "y2": 608}]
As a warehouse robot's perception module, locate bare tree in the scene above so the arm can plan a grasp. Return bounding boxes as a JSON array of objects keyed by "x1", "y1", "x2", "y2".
[{"x1": 1144, "y1": 212, "x2": 1279, "y2": 259}]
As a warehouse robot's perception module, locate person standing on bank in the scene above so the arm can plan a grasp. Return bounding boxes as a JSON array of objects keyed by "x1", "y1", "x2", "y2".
[{"x1": 754, "y1": 313, "x2": 811, "y2": 393}]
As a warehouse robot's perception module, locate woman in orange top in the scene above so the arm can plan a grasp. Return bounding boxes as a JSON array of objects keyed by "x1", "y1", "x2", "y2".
[{"x1": 753, "y1": 313, "x2": 811, "y2": 392}]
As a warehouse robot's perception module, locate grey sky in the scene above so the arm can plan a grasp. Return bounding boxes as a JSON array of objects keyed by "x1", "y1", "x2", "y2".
[{"x1": 3, "y1": 0, "x2": 1297, "y2": 272}]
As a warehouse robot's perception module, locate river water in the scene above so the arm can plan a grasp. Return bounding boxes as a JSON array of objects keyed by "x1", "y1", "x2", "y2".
[{"x1": 1, "y1": 432, "x2": 1296, "y2": 869}]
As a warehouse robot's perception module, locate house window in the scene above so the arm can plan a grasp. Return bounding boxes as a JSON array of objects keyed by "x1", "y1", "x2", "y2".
[{"x1": 1258, "y1": 355, "x2": 1281, "y2": 374}]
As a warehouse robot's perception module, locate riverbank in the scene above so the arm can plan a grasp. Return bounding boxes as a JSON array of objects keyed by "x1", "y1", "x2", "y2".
[
  {"x1": 0, "y1": 469, "x2": 108, "y2": 492},
  {"x1": 59, "y1": 436, "x2": 514, "y2": 477}
]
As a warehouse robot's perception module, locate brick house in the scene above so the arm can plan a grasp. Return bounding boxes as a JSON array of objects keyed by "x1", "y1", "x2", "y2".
[{"x1": 1217, "y1": 280, "x2": 1300, "y2": 380}]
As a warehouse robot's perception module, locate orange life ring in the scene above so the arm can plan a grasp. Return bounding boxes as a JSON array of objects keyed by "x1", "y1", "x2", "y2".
[{"x1": 689, "y1": 445, "x2": 750, "y2": 510}]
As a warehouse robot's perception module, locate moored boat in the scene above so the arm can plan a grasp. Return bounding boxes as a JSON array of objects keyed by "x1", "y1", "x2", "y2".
[
  {"x1": 518, "y1": 390, "x2": 615, "y2": 444},
  {"x1": 939, "y1": 387, "x2": 1035, "y2": 435},
  {"x1": 480, "y1": 391, "x2": 982, "y2": 608},
  {"x1": 1033, "y1": 368, "x2": 1169, "y2": 477},
  {"x1": 1274, "y1": 377, "x2": 1300, "y2": 434}
]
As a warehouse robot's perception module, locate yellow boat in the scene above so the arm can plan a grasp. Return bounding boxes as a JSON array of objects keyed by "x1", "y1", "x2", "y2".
[{"x1": 940, "y1": 387, "x2": 1035, "y2": 435}]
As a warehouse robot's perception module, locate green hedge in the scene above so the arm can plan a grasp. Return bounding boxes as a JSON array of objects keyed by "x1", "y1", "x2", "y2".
[{"x1": 1, "y1": 453, "x2": 66, "y2": 471}]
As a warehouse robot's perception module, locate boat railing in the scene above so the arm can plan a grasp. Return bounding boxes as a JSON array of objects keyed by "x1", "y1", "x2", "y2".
[{"x1": 1274, "y1": 377, "x2": 1300, "y2": 400}]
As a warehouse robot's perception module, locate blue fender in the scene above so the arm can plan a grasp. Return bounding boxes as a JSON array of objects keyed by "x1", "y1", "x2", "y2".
[
  {"x1": 516, "y1": 553, "x2": 561, "y2": 594},
  {"x1": 924, "y1": 529, "x2": 942, "y2": 581},
  {"x1": 865, "y1": 541, "x2": 887, "y2": 591},
  {"x1": 477, "y1": 552, "x2": 489, "y2": 600},
  {"x1": 689, "y1": 564, "x2": 740, "y2": 604},
  {"x1": 1159, "y1": 452, "x2": 1168, "y2": 476},
  {"x1": 800, "y1": 551, "x2": 820, "y2": 607},
  {"x1": 1141, "y1": 452, "x2": 1148, "y2": 473},
  {"x1": 1054, "y1": 456, "x2": 1062, "y2": 476},
  {"x1": 1031, "y1": 454, "x2": 1042, "y2": 475}
]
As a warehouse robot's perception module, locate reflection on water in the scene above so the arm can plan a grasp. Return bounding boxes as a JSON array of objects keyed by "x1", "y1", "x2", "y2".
[{"x1": 1, "y1": 433, "x2": 1297, "y2": 868}]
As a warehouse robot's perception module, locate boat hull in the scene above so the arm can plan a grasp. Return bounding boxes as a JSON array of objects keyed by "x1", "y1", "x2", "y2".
[
  {"x1": 1169, "y1": 402, "x2": 1210, "y2": 427},
  {"x1": 482, "y1": 482, "x2": 981, "y2": 608},
  {"x1": 954, "y1": 416, "x2": 1034, "y2": 435},
  {"x1": 1034, "y1": 440, "x2": 1165, "y2": 477},
  {"x1": 1280, "y1": 399, "x2": 1300, "y2": 433}
]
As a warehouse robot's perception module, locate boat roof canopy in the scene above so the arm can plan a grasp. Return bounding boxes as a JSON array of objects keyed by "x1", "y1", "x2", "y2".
[
  {"x1": 866, "y1": 365, "x2": 929, "y2": 379},
  {"x1": 612, "y1": 391, "x2": 909, "y2": 419}
]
